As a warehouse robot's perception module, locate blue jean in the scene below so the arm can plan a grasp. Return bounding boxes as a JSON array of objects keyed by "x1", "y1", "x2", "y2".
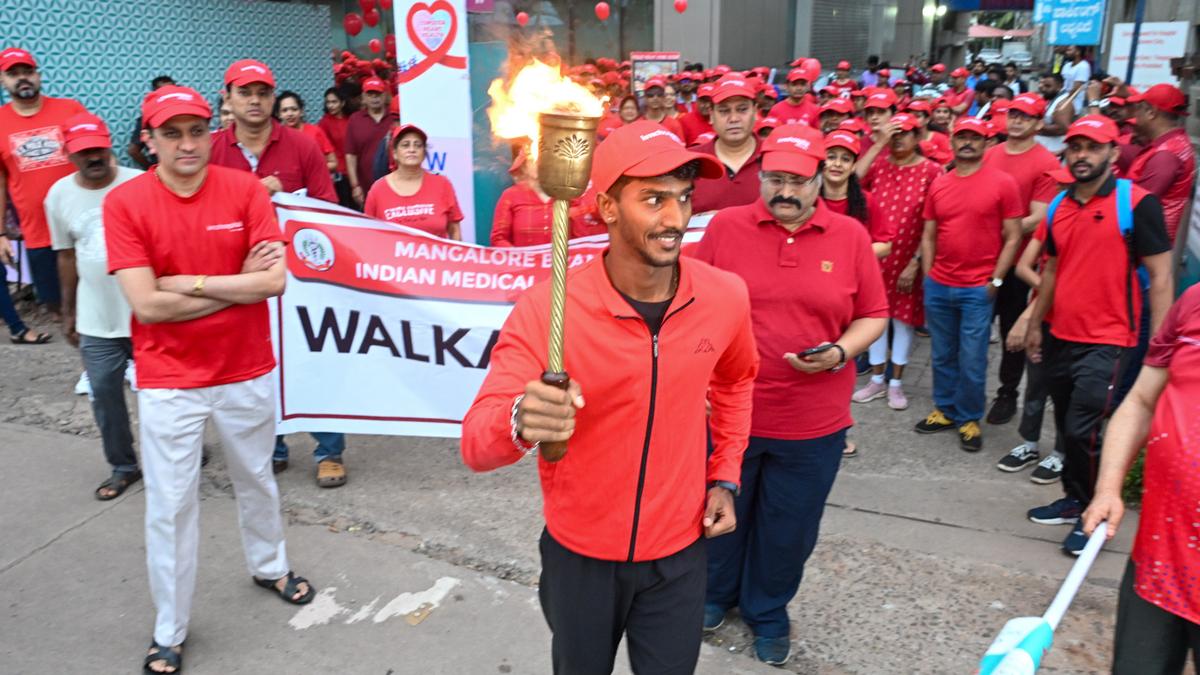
[
  {"x1": 924, "y1": 277, "x2": 993, "y2": 423},
  {"x1": 274, "y1": 432, "x2": 345, "y2": 463},
  {"x1": 24, "y1": 246, "x2": 60, "y2": 307},
  {"x1": 80, "y1": 335, "x2": 137, "y2": 472},
  {"x1": 706, "y1": 429, "x2": 847, "y2": 639},
  {"x1": 0, "y1": 281, "x2": 26, "y2": 335}
]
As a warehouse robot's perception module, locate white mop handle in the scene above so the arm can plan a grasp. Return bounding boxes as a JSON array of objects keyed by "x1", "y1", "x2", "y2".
[{"x1": 1043, "y1": 522, "x2": 1108, "y2": 630}]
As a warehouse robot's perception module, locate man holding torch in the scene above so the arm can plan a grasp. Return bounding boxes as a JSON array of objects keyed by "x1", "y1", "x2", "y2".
[{"x1": 461, "y1": 120, "x2": 759, "y2": 674}]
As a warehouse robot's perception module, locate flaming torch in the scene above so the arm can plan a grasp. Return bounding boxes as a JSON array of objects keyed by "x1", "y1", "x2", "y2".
[{"x1": 488, "y1": 61, "x2": 603, "y2": 462}]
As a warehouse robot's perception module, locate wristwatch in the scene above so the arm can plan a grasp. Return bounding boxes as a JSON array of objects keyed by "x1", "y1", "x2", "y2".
[
  {"x1": 191, "y1": 275, "x2": 207, "y2": 296},
  {"x1": 828, "y1": 343, "x2": 848, "y2": 372},
  {"x1": 708, "y1": 480, "x2": 739, "y2": 495},
  {"x1": 991, "y1": 277, "x2": 1004, "y2": 288}
]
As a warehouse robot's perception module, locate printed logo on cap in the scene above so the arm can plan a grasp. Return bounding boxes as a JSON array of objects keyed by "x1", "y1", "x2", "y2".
[
  {"x1": 638, "y1": 128, "x2": 682, "y2": 145},
  {"x1": 69, "y1": 123, "x2": 100, "y2": 133},
  {"x1": 1077, "y1": 119, "x2": 1103, "y2": 128},
  {"x1": 775, "y1": 136, "x2": 812, "y2": 151},
  {"x1": 157, "y1": 91, "x2": 196, "y2": 103},
  {"x1": 241, "y1": 64, "x2": 267, "y2": 74},
  {"x1": 2, "y1": 49, "x2": 30, "y2": 58},
  {"x1": 721, "y1": 79, "x2": 746, "y2": 88}
]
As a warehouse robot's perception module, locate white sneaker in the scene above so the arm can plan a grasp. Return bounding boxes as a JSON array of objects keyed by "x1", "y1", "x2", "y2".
[
  {"x1": 74, "y1": 371, "x2": 92, "y2": 396},
  {"x1": 852, "y1": 380, "x2": 887, "y2": 403},
  {"x1": 125, "y1": 360, "x2": 138, "y2": 392}
]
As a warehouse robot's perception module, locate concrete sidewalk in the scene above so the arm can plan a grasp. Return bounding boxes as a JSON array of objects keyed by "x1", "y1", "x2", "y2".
[{"x1": 0, "y1": 423, "x2": 773, "y2": 674}]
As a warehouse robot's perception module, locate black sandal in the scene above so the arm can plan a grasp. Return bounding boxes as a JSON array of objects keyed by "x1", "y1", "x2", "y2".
[
  {"x1": 95, "y1": 469, "x2": 142, "y2": 501},
  {"x1": 143, "y1": 641, "x2": 183, "y2": 674},
  {"x1": 10, "y1": 328, "x2": 51, "y2": 344},
  {"x1": 253, "y1": 571, "x2": 315, "y2": 605}
]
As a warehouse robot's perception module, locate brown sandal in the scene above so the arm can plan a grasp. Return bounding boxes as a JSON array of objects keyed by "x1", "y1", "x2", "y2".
[{"x1": 316, "y1": 458, "x2": 346, "y2": 488}]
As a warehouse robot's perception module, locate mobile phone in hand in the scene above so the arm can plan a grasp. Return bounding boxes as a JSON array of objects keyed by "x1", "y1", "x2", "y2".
[{"x1": 799, "y1": 344, "x2": 834, "y2": 358}]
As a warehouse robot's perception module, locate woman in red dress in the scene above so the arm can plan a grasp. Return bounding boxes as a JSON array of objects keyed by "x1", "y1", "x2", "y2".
[
  {"x1": 317, "y1": 87, "x2": 354, "y2": 207},
  {"x1": 853, "y1": 115, "x2": 942, "y2": 412}
]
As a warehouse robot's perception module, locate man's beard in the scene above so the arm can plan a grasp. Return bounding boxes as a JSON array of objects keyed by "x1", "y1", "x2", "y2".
[
  {"x1": 12, "y1": 81, "x2": 38, "y2": 100},
  {"x1": 1071, "y1": 157, "x2": 1110, "y2": 184}
]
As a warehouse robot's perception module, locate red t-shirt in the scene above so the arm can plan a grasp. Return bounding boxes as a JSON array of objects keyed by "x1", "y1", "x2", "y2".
[
  {"x1": 1133, "y1": 283, "x2": 1200, "y2": 624},
  {"x1": 644, "y1": 113, "x2": 685, "y2": 139},
  {"x1": 769, "y1": 97, "x2": 819, "y2": 127},
  {"x1": 364, "y1": 172, "x2": 463, "y2": 237},
  {"x1": 693, "y1": 199, "x2": 889, "y2": 440},
  {"x1": 919, "y1": 131, "x2": 953, "y2": 166},
  {"x1": 1043, "y1": 178, "x2": 1171, "y2": 347},
  {"x1": 923, "y1": 165, "x2": 1023, "y2": 287},
  {"x1": 690, "y1": 138, "x2": 764, "y2": 214},
  {"x1": 210, "y1": 121, "x2": 337, "y2": 204},
  {"x1": 317, "y1": 114, "x2": 349, "y2": 173},
  {"x1": 0, "y1": 96, "x2": 88, "y2": 248},
  {"x1": 489, "y1": 184, "x2": 600, "y2": 247},
  {"x1": 298, "y1": 123, "x2": 335, "y2": 156},
  {"x1": 983, "y1": 142, "x2": 1060, "y2": 207},
  {"x1": 104, "y1": 166, "x2": 284, "y2": 389},
  {"x1": 678, "y1": 109, "x2": 713, "y2": 145},
  {"x1": 822, "y1": 190, "x2": 895, "y2": 243}
]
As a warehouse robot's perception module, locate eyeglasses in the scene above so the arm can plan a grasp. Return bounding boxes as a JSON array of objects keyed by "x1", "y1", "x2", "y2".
[{"x1": 761, "y1": 174, "x2": 818, "y2": 189}]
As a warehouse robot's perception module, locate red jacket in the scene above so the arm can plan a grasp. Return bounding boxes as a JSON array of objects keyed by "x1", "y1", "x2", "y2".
[{"x1": 462, "y1": 255, "x2": 759, "y2": 562}]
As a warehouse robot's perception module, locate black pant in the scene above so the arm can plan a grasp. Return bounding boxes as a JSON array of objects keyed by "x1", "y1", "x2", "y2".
[
  {"x1": 538, "y1": 529, "x2": 705, "y2": 675},
  {"x1": 1114, "y1": 560, "x2": 1200, "y2": 674},
  {"x1": 1044, "y1": 334, "x2": 1132, "y2": 505},
  {"x1": 993, "y1": 269, "x2": 1030, "y2": 399},
  {"x1": 1017, "y1": 323, "x2": 1053, "y2": 443}
]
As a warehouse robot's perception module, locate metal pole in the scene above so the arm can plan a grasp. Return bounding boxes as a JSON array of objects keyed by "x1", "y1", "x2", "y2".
[{"x1": 1124, "y1": 0, "x2": 1146, "y2": 84}]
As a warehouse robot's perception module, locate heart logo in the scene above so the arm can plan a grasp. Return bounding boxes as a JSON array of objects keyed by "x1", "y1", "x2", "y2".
[{"x1": 400, "y1": 0, "x2": 467, "y2": 84}]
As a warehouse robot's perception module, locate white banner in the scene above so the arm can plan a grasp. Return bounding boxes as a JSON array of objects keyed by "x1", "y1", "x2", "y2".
[
  {"x1": 1107, "y1": 22, "x2": 1189, "y2": 87},
  {"x1": 393, "y1": 0, "x2": 478, "y2": 241},
  {"x1": 271, "y1": 192, "x2": 709, "y2": 437}
]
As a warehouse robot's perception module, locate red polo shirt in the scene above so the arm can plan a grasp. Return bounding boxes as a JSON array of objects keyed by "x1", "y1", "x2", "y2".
[
  {"x1": 923, "y1": 165, "x2": 1023, "y2": 287},
  {"x1": 1043, "y1": 176, "x2": 1171, "y2": 347},
  {"x1": 104, "y1": 166, "x2": 283, "y2": 389},
  {"x1": 769, "y1": 97, "x2": 819, "y2": 127},
  {"x1": 210, "y1": 120, "x2": 337, "y2": 204},
  {"x1": 344, "y1": 109, "x2": 397, "y2": 190},
  {"x1": 693, "y1": 199, "x2": 889, "y2": 440},
  {"x1": 691, "y1": 138, "x2": 764, "y2": 214}
]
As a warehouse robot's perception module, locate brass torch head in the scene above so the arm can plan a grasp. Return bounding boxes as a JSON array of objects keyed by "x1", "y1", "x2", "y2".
[{"x1": 537, "y1": 112, "x2": 601, "y2": 201}]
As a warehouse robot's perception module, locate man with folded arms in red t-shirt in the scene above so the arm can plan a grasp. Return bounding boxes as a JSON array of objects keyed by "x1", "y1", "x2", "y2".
[
  {"x1": 461, "y1": 120, "x2": 759, "y2": 674},
  {"x1": 105, "y1": 86, "x2": 316, "y2": 674}
]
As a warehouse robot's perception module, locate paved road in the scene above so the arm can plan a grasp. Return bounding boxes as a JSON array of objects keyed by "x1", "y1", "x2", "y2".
[{"x1": 2, "y1": 311, "x2": 1136, "y2": 673}]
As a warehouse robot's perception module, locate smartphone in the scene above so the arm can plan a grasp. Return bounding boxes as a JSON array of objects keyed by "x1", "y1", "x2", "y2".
[{"x1": 799, "y1": 344, "x2": 835, "y2": 358}]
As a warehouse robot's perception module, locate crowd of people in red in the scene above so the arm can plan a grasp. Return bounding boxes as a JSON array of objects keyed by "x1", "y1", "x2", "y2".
[{"x1": 1, "y1": 38, "x2": 1198, "y2": 673}]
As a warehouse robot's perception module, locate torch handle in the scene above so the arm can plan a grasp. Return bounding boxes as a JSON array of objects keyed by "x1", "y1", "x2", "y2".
[
  {"x1": 547, "y1": 199, "x2": 570, "y2": 373},
  {"x1": 539, "y1": 371, "x2": 570, "y2": 462}
]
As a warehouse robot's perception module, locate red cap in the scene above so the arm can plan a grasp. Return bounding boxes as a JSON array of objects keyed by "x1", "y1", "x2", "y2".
[
  {"x1": 905, "y1": 99, "x2": 932, "y2": 114},
  {"x1": 786, "y1": 67, "x2": 808, "y2": 83},
  {"x1": 391, "y1": 123, "x2": 425, "y2": 146},
  {"x1": 838, "y1": 118, "x2": 868, "y2": 134},
  {"x1": 714, "y1": 64, "x2": 732, "y2": 75},
  {"x1": 697, "y1": 83, "x2": 716, "y2": 99},
  {"x1": 602, "y1": 71, "x2": 621, "y2": 85},
  {"x1": 691, "y1": 131, "x2": 716, "y2": 146},
  {"x1": 1046, "y1": 167, "x2": 1074, "y2": 185},
  {"x1": 1008, "y1": 93, "x2": 1046, "y2": 117},
  {"x1": 224, "y1": 59, "x2": 275, "y2": 88},
  {"x1": 930, "y1": 63, "x2": 946, "y2": 73},
  {"x1": 676, "y1": 71, "x2": 695, "y2": 82},
  {"x1": 989, "y1": 99, "x2": 1012, "y2": 114},
  {"x1": 850, "y1": 89, "x2": 866, "y2": 98},
  {"x1": 710, "y1": 74, "x2": 758, "y2": 104},
  {"x1": 1065, "y1": 114, "x2": 1120, "y2": 144},
  {"x1": 755, "y1": 116, "x2": 780, "y2": 133},
  {"x1": 1128, "y1": 83, "x2": 1189, "y2": 115},
  {"x1": 878, "y1": 68, "x2": 891, "y2": 78},
  {"x1": 761, "y1": 124, "x2": 825, "y2": 177},
  {"x1": 759, "y1": 84, "x2": 778, "y2": 99},
  {"x1": 864, "y1": 89, "x2": 897, "y2": 109},
  {"x1": 62, "y1": 113, "x2": 112, "y2": 154},
  {"x1": 837, "y1": 60, "x2": 851, "y2": 71},
  {"x1": 891, "y1": 113, "x2": 920, "y2": 132},
  {"x1": 362, "y1": 77, "x2": 387, "y2": 93},
  {"x1": 141, "y1": 85, "x2": 212, "y2": 129},
  {"x1": 1106, "y1": 96, "x2": 1126, "y2": 107},
  {"x1": 952, "y1": 117, "x2": 990, "y2": 137},
  {"x1": 819, "y1": 98, "x2": 855, "y2": 116},
  {"x1": 951, "y1": 67, "x2": 969, "y2": 78},
  {"x1": 591, "y1": 120, "x2": 723, "y2": 194},
  {"x1": 932, "y1": 97, "x2": 951, "y2": 110},
  {"x1": 0, "y1": 47, "x2": 36, "y2": 71},
  {"x1": 824, "y1": 129, "x2": 861, "y2": 156},
  {"x1": 644, "y1": 76, "x2": 667, "y2": 91}
]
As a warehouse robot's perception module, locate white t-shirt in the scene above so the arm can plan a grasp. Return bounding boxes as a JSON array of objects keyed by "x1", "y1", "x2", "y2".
[
  {"x1": 1060, "y1": 59, "x2": 1091, "y2": 113},
  {"x1": 45, "y1": 166, "x2": 141, "y2": 338}
]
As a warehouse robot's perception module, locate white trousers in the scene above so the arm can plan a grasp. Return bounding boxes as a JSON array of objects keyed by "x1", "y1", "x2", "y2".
[
  {"x1": 138, "y1": 372, "x2": 289, "y2": 646},
  {"x1": 868, "y1": 318, "x2": 916, "y2": 368}
]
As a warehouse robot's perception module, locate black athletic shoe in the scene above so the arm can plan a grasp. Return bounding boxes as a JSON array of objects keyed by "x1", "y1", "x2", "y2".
[
  {"x1": 915, "y1": 409, "x2": 956, "y2": 434},
  {"x1": 997, "y1": 442, "x2": 1039, "y2": 472},
  {"x1": 986, "y1": 395, "x2": 1017, "y2": 425}
]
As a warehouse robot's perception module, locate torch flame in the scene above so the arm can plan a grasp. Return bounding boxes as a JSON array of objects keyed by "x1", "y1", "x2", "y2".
[{"x1": 487, "y1": 60, "x2": 603, "y2": 159}]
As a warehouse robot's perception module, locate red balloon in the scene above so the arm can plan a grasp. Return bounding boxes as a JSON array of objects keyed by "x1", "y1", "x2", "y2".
[
  {"x1": 359, "y1": 0, "x2": 375, "y2": 11},
  {"x1": 674, "y1": 0, "x2": 688, "y2": 13},
  {"x1": 380, "y1": 0, "x2": 393, "y2": 9},
  {"x1": 384, "y1": 34, "x2": 397, "y2": 50},
  {"x1": 364, "y1": 8, "x2": 381, "y2": 26},
  {"x1": 369, "y1": 38, "x2": 383, "y2": 53},
  {"x1": 594, "y1": 2, "x2": 610, "y2": 21},
  {"x1": 516, "y1": 11, "x2": 529, "y2": 26},
  {"x1": 343, "y1": 12, "x2": 364, "y2": 36}
]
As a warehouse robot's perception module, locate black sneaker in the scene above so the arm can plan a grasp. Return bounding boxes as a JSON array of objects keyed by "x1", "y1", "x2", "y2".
[
  {"x1": 915, "y1": 409, "x2": 956, "y2": 434},
  {"x1": 1029, "y1": 455, "x2": 1063, "y2": 485},
  {"x1": 1027, "y1": 497, "x2": 1082, "y2": 525},
  {"x1": 986, "y1": 395, "x2": 1017, "y2": 425},
  {"x1": 958, "y1": 421, "x2": 983, "y2": 452},
  {"x1": 997, "y1": 442, "x2": 1039, "y2": 472}
]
